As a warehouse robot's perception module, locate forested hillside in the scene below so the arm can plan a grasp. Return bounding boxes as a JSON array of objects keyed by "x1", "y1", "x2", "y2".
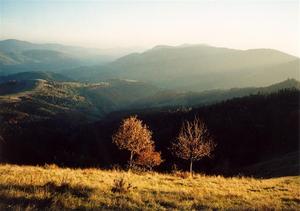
[{"x1": 1, "y1": 88, "x2": 298, "y2": 177}]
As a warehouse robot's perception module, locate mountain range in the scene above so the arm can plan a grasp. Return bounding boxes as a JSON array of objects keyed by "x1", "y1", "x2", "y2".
[
  {"x1": 0, "y1": 39, "x2": 141, "y2": 76},
  {"x1": 1, "y1": 40, "x2": 299, "y2": 92},
  {"x1": 109, "y1": 45, "x2": 299, "y2": 90}
]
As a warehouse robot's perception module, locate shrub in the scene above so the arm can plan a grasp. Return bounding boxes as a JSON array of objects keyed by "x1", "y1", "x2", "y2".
[
  {"x1": 111, "y1": 177, "x2": 133, "y2": 194},
  {"x1": 134, "y1": 148, "x2": 163, "y2": 171}
]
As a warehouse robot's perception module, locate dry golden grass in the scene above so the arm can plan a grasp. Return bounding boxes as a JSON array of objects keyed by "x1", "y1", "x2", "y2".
[{"x1": 0, "y1": 164, "x2": 299, "y2": 210}]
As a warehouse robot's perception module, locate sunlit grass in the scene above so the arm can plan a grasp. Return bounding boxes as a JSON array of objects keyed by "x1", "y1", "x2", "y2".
[{"x1": 0, "y1": 164, "x2": 299, "y2": 210}]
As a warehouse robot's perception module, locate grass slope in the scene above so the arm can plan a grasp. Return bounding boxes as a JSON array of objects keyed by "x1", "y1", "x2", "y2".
[{"x1": 0, "y1": 164, "x2": 299, "y2": 210}]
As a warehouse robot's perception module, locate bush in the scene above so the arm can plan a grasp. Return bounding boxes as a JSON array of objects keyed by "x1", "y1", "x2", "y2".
[{"x1": 111, "y1": 177, "x2": 133, "y2": 194}]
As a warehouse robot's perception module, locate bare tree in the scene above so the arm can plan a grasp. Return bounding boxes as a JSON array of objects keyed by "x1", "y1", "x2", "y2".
[
  {"x1": 112, "y1": 115, "x2": 155, "y2": 169},
  {"x1": 171, "y1": 117, "x2": 216, "y2": 175}
]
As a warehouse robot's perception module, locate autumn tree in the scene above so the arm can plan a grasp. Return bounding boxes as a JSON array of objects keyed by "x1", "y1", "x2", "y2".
[
  {"x1": 134, "y1": 146, "x2": 163, "y2": 170},
  {"x1": 112, "y1": 115, "x2": 162, "y2": 169},
  {"x1": 171, "y1": 117, "x2": 216, "y2": 175}
]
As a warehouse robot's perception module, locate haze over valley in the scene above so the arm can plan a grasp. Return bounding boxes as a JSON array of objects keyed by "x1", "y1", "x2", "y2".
[{"x1": 1, "y1": 39, "x2": 299, "y2": 91}]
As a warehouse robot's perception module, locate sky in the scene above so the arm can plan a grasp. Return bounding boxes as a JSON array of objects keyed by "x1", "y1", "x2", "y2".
[{"x1": 0, "y1": 0, "x2": 299, "y2": 56}]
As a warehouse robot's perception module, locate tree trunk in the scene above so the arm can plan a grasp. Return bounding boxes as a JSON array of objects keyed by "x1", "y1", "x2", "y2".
[
  {"x1": 189, "y1": 159, "x2": 193, "y2": 176},
  {"x1": 129, "y1": 151, "x2": 134, "y2": 169}
]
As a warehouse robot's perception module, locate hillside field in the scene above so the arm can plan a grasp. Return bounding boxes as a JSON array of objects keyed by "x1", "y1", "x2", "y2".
[{"x1": 0, "y1": 164, "x2": 299, "y2": 210}]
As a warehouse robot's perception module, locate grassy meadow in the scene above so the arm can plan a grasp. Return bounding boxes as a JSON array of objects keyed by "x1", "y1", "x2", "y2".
[{"x1": 0, "y1": 164, "x2": 299, "y2": 210}]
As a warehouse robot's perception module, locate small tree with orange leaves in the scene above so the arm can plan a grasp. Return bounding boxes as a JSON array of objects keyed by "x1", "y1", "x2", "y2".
[
  {"x1": 171, "y1": 117, "x2": 216, "y2": 176},
  {"x1": 112, "y1": 115, "x2": 162, "y2": 169},
  {"x1": 134, "y1": 147, "x2": 163, "y2": 170}
]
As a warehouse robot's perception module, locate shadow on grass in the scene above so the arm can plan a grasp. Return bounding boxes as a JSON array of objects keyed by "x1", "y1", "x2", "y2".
[
  {"x1": 0, "y1": 194, "x2": 53, "y2": 210},
  {"x1": 0, "y1": 182, "x2": 94, "y2": 209}
]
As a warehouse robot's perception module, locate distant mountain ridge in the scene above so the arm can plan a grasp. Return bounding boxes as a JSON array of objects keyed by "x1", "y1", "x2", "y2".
[
  {"x1": 109, "y1": 45, "x2": 298, "y2": 89},
  {"x1": 0, "y1": 39, "x2": 112, "y2": 71},
  {"x1": 128, "y1": 78, "x2": 300, "y2": 109},
  {"x1": 68, "y1": 44, "x2": 299, "y2": 91},
  {"x1": 0, "y1": 39, "x2": 144, "y2": 64},
  {"x1": 0, "y1": 39, "x2": 115, "y2": 59},
  {"x1": 0, "y1": 39, "x2": 138, "y2": 76},
  {"x1": 1, "y1": 40, "x2": 299, "y2": 92}
]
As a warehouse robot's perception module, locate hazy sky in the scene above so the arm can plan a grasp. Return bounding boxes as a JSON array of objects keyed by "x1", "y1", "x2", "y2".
[{"x1": 1, "y1": 0, "x2": 299, "y2": 56}]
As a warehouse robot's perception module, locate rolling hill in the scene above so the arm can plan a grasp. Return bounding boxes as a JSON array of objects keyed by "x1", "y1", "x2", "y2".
[
  {"x1": 78, "y1": 44, "x2": 299, "y2": 91},
  {"x1": 111, "y1": 45, "x2": 296, "y2": 76},
  {"x1": 131, "y1": 78, "x2": 300, "y2": 108},
  {"x1": 0, "y1": 80, "x2": 38, "y2": 96},
  {"x1": 0, "y1": 71, "x2": 71, "y2": 83},
  {"x1": 0, "y1": 39, "x2": 112, "y2": 63},
  {"x1": 0, "y1": 73, "x2": 160, "y2": 123},
  {"x1": 0, "y1": 39, "x2": 116, "y2": 76},
  {"x1": 0, "y1": 79, "x2": 95, "y2": 124},
  {"x1": 0, "y1": 72, "x2": 299, "y2": 124},
  {"x1": 80, "y1": 79, "x2": 160, "y2": 112}
]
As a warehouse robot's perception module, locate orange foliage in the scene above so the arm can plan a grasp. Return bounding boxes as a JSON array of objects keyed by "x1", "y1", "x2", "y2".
[
  {"x1": 112, "y1": 115, "x2": 162, "y2": 169},
  {"x1": 134, "y1": 147, "x2": 163, "y2": 170}
]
